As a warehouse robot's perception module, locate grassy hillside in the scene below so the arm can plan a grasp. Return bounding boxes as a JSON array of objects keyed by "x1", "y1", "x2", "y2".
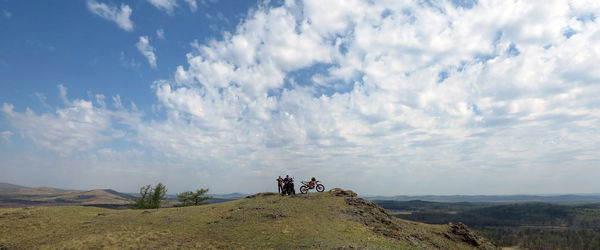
[{"x1": 0, "y1": 189, "x2": 497, "y2": 249}]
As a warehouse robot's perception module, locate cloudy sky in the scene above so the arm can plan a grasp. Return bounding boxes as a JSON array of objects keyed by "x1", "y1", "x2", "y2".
[{"x1": 1, "y1": 0, "x2": 599, "y2": 195}]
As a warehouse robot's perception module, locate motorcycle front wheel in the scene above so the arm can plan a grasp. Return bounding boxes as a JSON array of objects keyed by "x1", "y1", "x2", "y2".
[
  {"x1": 316, "y1": 184, "x2": 325, "y2": 192},
  {"x1": 300, "y1": 185, "x2": 309, "y2": 194}
]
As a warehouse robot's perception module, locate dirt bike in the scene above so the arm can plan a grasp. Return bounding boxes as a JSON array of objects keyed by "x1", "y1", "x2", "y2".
[{"x1": 299, "y1": 180, "x2": 324, "y2": 194}]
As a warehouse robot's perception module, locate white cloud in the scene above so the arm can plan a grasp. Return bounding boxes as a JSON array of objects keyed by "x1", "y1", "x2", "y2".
[
  {"x1": 136, "y1": 36, "x2": 157, "y2": 68},
  {"x1": 2, "y1": 85, "x2": 141, "y2": 155},
  {"x1": 147, "y1": 0, "x2": 178, "y2": 15},
  {"x1": 156, "y1": 28, "x2": 165, "y2": 40},
  {"x1": 4, "y1": 0, "x2": 600, "y2": 194},
  {"x1": 184, "y1": 0, "x2": 198, "y2": 12},
  {"x1": 141, "y1": 0, "x2": 600, "y2": 194},
  {"x1": 86, "y1": 0, "x2": 134, "y2": 31}
]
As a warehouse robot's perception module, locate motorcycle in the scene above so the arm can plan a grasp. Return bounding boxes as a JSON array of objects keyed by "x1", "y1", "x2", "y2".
[
  {"x1": 300, "y1": 180, "x2": 325, "y2": 194},
  {"x1": 281, "y1": 178, "x2": 295, "y2": 195}
]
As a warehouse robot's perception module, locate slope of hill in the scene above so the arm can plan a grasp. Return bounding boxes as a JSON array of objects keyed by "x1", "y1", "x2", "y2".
[
  {"x1": 0, "y1": 189, "x2": 497, "y2": 249},
  {"x1": 0, "y1": 183, "x2": 27, "y2": 191},
  {"x1": 0, "y1": 183, "x2": 133, "y2": 208}
]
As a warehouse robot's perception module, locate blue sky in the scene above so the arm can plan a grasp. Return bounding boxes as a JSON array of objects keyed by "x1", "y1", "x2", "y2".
[
  {"x1": 1, "y1": 0, "x2": 253, "y2": 115},
  {"x1": 1, "y1": 0, "x2": 599, "y2": 195}
]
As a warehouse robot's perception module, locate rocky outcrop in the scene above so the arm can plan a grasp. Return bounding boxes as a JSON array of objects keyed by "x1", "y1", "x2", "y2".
[
  {"x1": 329, "y1": 188, "x2": 358, "y2": 197},
  {"x1": 342, "y1": 191, "x2": 498, "y2": 249},
  {"x1": 444, "y1": 222, "x2": 497, "y2": 249}
]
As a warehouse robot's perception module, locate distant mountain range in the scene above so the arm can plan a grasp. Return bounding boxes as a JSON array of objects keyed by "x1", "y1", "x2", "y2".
[
  {"x1": 364, "y1": 194, "x2": 600, "y2": 204},
  {"x1": 0, "y1": 182, "x2": 254, "y2": 208},
  {"x1": 0, "y1": 182, "x2": 27, "y2": 190},
  {"x1": 0, "y1": 182, "x2": 134, "y2": 208},
  {"x1": 208, "y1": 192, "x2": 249, "y2": 199},
  {"x1": 4, "y1": 182, "x2": 600, "y2": 208}
]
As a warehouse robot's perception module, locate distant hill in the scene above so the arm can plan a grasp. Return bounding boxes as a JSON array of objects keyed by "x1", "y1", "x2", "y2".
[
  {"x1": 203, "y1": 192, "x2": 250, "y2": 204},
  {"x1": 373, "y1": 199, "x2": 600, "y2": 249},
  {"x1": 0, "y1": 189, "x2": 499, "y2": 249},
  {"x1": 0, "y1": 183, "x2": 245, "y2": 208},
  {"x1": 0, "y1": 183, "x2": 133, "y2": 208},
  {"x1": 208, "y1": 192, "x2": 249, "y2": 199},
  {"x1": 0, "y1": 183, "x2": 27, "y2": 190},
  {"x1": 365, "y1": 194, "x2": 600, "y2": 204},
  {"x1": 101, "y1": 189, "x2": 136, "y2": 200}
]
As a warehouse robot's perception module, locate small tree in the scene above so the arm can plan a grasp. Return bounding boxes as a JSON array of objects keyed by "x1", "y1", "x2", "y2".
[
  {"x1": 191, "y1": 188, "x2": 211, "y2": 205},
  {"x1": 176, "y1": 191, "x2": 194, "y2": 206},
  {"x1": 176, "y1": 188, "x2": 211, "y2": 207},
  {"x1": 132, "y1": 183, "x2": 167, "y2": 209},
  {"x1": 136, "y1": 184, "x2": 152, "y2": 209},
  {"x1": 151, "y1": 183, "x2": 167, "y2": 208}
]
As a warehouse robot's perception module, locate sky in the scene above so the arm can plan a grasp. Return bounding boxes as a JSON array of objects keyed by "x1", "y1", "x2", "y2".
[{"x1": 0, "y1": 0, "x2": 599, "y2": 196}]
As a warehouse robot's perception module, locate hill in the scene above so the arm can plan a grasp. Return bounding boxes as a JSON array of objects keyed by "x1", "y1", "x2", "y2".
[
  {"x1": 0, "y1": 183, "x2": 133, "y2": 208},
  {"x1": 366, "y1": 194, "x2": 600, "y2": 204},
  {"x1": 0, "y1": 182, "x2": 27, "y2": 190},
  {"x1": 374, "y1": 199, "x2": 600, "y2": 249},
  {"x1": 0, "y1": 189, "x2": 498, "y2": 249},
  {"x1": 374, "y1": 200, "x2": 600, "y2": 229}
]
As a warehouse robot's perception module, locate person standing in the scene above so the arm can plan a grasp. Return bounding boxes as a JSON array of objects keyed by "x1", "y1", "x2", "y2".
[{"x1": 277, "y1": 176, "x2": 284, "y2": 194}]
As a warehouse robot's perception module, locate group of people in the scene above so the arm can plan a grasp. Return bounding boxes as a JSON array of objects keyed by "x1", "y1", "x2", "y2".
[
  {"x1": 276, "y1": 175, "x2": 292, "y2": 194},
  {"x1": 276, "y1": 175, "x2": 317, "y2": 194}
]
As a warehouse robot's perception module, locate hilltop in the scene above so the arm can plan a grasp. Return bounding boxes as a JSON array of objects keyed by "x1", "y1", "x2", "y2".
[{"x1": 0, "y1": 189, "x2": 497, "y2": 249}]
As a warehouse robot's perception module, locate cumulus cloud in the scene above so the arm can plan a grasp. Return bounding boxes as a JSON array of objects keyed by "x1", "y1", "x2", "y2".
[
  {"x1": 4, "y1": 0, "x2": 600, "y2": 194},
  {"x1": 136, "y1": 36, "x2": 157, "y2": 68},
  {"x1": 140, "y1": 0, "x2": 600, "y2": 194},
  {"x1": 147, "y1": 0, "x2": 178, "y2": 15},
  {"x1": 1, "y1": 85, "x2": 141, "y2": 155},
  {"x1": 86, "y1": 0, "x2": 133, "y2": 31}
]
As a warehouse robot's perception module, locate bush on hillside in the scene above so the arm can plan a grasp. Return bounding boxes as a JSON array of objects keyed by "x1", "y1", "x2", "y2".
[
  {"x1": 176, "y1": 188, "x2": 212, "y2": 206},
  {"x1": 131, "y1": 183, "x2": 167, "y2": 209}
]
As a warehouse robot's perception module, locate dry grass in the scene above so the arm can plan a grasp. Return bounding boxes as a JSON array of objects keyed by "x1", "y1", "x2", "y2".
[{"x1": 1, "y1": 192, "x2": 492, "y2": 249}]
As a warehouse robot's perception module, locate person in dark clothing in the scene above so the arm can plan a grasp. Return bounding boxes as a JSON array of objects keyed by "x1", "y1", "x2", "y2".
[
  {"x1": 310, "y1": 177, "x2": 317, "y2": 188},
  {"x1": 277, "y1": 176, "x2": 283, "y2": 194},
  {"x1": 281, "y1": 176, "x2": 295, "y2": 195}
]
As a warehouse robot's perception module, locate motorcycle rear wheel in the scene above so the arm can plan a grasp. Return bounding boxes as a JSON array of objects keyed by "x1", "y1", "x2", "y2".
[
  {"x1": 316, "y1": 184, "x2": 325, "y2": 192},
  {"x1": 300, "y1": 185, "x2": 309, "y2": 194}
]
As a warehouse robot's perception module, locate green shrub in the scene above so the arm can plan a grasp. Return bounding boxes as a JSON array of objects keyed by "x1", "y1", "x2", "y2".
[
  {"x1": 131, "y1": 183, "x2": 167, "y2": 209},
  {"x1": 176, "y1": 188, "x2": 212, "y2": 206}
]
